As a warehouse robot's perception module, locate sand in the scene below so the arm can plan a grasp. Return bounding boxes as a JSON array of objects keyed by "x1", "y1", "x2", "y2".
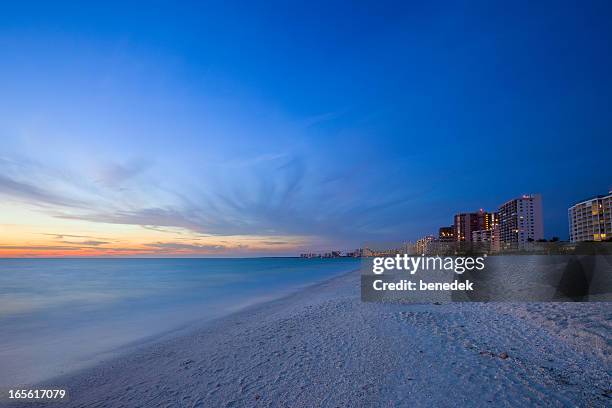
[{"x1": 8, "y1": 269, "x2": 611, "y2": 407}]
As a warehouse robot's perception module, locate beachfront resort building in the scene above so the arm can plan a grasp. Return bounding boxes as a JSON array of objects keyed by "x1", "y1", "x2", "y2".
[
  {"x1": 568, "y1": 191, "x2": 612, "y2": 242},
  {"x1": 472, "y1": 229, "x2": 493, "y2": 243},
  {"x1": 497, "y1": 194, "x2": 543, "y2": 245},
  {"x1": 453, "y1": 210, "x2": 497, "y2": 242}
]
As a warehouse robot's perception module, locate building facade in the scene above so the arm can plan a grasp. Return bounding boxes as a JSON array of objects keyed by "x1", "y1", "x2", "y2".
[
  {"x1": 416, "y1": 235, "x2": 437, "y2": 254},
  {"x1": 497, "y1": 194, "x2": 543, "y2": 244},
  {"x1": 472, "y1": 229, "x2": 493, "y2": 242},
  {"x1": 453, "y1": 210, "x2": 497, "y2": 242},
  {"x1": 568, "y1": 192, "x2": 612, "y2": 242}
]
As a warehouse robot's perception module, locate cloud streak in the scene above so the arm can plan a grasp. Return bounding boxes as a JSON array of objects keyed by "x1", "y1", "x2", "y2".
[
  {"x1": 95, "y1": 159, "x2": 152, "y2": 187},
  {"x1": 0, "y1": 175, "x2": 87, "y2": 209},
  {"x1": 0, "y1": 241, "x2": 250, "y2": 257},
  {"x1": 144, "y1": 242, "x2": 227, "y2": 252},
  {"x1": 0, "y1": 152, "x2": 422, "y2": 251}
]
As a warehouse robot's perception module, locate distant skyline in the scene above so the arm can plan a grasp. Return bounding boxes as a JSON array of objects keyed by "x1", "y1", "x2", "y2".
[{"x1": 1, "y1": 1, "x2": 611, "y2": 256}]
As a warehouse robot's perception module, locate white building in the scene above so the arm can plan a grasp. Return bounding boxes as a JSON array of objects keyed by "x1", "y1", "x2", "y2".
[
  {"x1": 498, "y1": 194, "x2": 544, "y2": 245},
  {"x1": 568, "y1": 191, "x2": 612, "y2": 242}
]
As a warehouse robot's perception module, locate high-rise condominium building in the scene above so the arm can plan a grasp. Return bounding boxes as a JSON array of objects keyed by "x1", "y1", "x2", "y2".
[
  {"x1": 498, "y1": 194, "x2": 543, "y2": 244},
  {"x1": 472, "y1": 229, "x2": 493, "y2": 243},
  {"x1": 453, "y1": 210, "x2": 497, "y2": 242},
  {"x1": 568, "y1": 191, "x2": 612, "y2": 242}
]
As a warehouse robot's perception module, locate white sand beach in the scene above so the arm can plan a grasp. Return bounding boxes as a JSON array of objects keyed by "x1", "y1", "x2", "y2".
[{"x1": 15, "y1": 269, "x2": 611, "y2": 407}]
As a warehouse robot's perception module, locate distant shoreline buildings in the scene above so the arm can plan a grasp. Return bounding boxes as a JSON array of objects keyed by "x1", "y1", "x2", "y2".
[
  {"x1": 430, "y1": 194, "x2": 544, "y2": 251},
  {"x1": 304, "y1": 189, "x2": 611, "y2": 258},
  {"x1": 426, "y1": 190, "x2": 611, "y2": 249},
  {"x1": 299, "y1": 249, "x2": 362, "y2": 258}
]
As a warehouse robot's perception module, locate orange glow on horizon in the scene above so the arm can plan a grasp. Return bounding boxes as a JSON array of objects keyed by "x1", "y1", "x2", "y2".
[{"x1": 0, "y1": 204, "x2": 307, "y2": 257}]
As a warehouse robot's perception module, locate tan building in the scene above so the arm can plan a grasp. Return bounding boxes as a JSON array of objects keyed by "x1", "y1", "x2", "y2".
[{"x1": 568, "y1": 191, "x2": 612, "y2": 242}]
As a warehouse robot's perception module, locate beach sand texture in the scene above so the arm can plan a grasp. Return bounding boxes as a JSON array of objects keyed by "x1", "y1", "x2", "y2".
[{"x1": 14, "y1": 270, "x2": 611, "y2": 408}]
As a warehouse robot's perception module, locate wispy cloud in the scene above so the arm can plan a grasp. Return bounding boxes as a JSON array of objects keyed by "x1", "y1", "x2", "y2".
[
  {"x1": 66, "y1": 240, "x2": 110, "y2": 246},
  {"x1": 144, "y1": 242, "x2": 226, "y2": 252},
  {"x1": 95, "y1": 159, "x2": 152, "y2": 187},
  {"x1": 261, "y1": 240, "x2": 291, "y2": 245},
  {"x1": 300, "y1": 109, "x2": 349, "y2": 128},
  {"x1": 0, "y1": 151, "x2": 422, "y2": 250},
  {"x1": 0, "y1": 175, "x2": 87, "y2": 209},
  {"x1": 41, "y1": 233, "x2": 109, "y2": 239},
  {"x1": 0, "y1": 245, "x2": 84, "y2": 251}
]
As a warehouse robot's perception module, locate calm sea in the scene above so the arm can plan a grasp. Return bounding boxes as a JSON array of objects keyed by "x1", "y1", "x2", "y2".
[{"x1": 0, "y1": 257, "x2": 359, "y2": 386}]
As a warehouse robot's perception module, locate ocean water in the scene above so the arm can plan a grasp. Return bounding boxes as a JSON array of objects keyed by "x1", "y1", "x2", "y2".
[{"x1": 0, "y1": 257, "x2": 359, "y2": 387}]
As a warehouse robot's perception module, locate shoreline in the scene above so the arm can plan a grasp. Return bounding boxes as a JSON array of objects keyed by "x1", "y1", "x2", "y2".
[
  {"x1": 93, "y1": 267, "x2": 363, "y2": 362},
  {"x1": 12, "y1": 269, "x2": 611, "y2": 407},
  {"x1": 0, "y1": 258, "x2": 359, "y2": 389}
]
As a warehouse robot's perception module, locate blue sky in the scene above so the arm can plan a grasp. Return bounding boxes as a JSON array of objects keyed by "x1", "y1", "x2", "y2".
[{"x1": 1, "y1": 1, "x2": 611, "y2": 255}]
